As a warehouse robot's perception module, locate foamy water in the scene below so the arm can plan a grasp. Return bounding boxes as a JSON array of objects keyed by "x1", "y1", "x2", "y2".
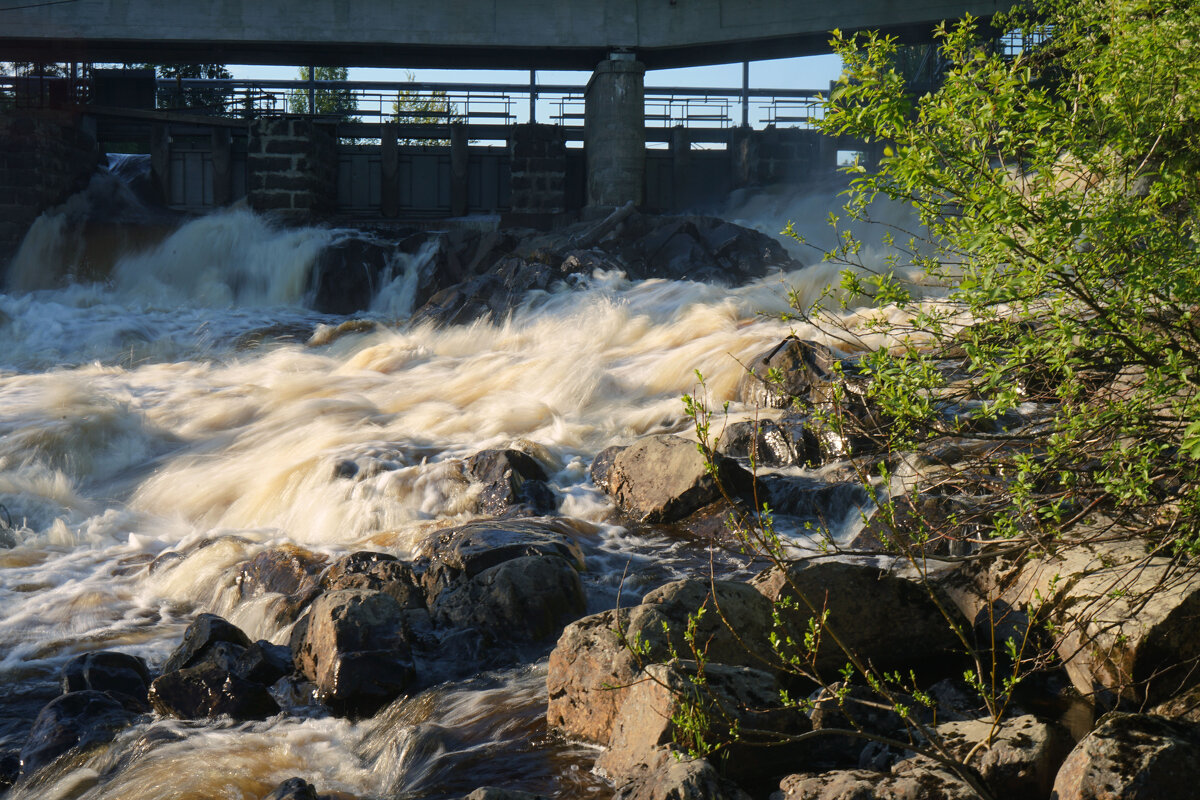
[{"x1": 0, "y1": 201, "x2": 903, "y2": 798}]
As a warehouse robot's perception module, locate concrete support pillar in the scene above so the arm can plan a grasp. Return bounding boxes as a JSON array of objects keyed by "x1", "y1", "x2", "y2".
[
  {"x1": 380, "y1": 122, "x2": 399, "y2": 218},
  {"x1": 450, "y1": 122, "x2": 468, "y2": 217},
  {"x1": 730, "y1": 125, "x2": 758, "y2": 190},
  {"x1": 670, "y1": 126, "x2": 690, "y2": 213},
  {"x1": 584, "y1": 55, "x2": 644, "y2": 210},
  {"x1": 211, "y1": 127, "x2": 233, "y2": 207},
  {"x1": 150, "y1": 123, "x2": 170, "y2": 204},
  {"x1": 504, "y1": 123, "x2": 566, "y2": 229},
  {"x1": 247, "y1": 117, "x2": 337, "y2": 222}
]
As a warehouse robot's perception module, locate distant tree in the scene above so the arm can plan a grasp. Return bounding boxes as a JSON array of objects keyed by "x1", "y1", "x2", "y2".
[
  {"x1": 139, "y1": 64, "x2": 233, "y2": 112},
  {"x1": 391, "y1": 70, "x2": 459, "y2": 145},
  {"x1": 289, "y1": 66, "x2": 359, "y2": 121}
]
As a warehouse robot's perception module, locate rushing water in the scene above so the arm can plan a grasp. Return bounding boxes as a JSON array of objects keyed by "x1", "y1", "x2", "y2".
[{"x1": 0, "y1": 179, "x2": 902, "y2": 799}]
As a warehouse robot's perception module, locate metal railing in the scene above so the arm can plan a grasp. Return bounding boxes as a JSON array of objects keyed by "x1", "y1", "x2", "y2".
[{"x1": 0, "y1": 74, "x2": 827, "y2": 130}]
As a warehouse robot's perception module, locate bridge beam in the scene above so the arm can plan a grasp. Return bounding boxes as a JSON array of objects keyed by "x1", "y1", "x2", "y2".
[{"x1": 585, "y1": 55, "x2": 645, "y2": 210}]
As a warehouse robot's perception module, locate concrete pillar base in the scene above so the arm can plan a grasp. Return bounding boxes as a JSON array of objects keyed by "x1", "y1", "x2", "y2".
[{"x1": 584, "y1": 55, "x2": 645, "y2": 210}]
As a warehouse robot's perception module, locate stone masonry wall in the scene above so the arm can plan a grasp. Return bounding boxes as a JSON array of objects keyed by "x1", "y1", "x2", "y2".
[
  {"x1": 247, "y1": 117, "x2": 338, "y2": 221},
  {"x1": 0, "y1": 111, "x2": 100, "y2": 270},
  {"x1": 508, "y1": 123, "x2": 566, "y2": 216}
]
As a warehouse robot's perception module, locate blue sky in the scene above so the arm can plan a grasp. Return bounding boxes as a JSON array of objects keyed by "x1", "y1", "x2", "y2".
[{"x1": 229, "y1": 54, "x2": 843, "y2": 92}]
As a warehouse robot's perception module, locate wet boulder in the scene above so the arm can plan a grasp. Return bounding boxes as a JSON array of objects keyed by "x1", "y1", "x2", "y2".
[
  {"x1": 756, "y1": 474, "x2": 869, "y2": 523},
  {"x1": 160, "y1": 613, "x2": 252, "y2": 674},
  {"x1": 736, "y1": 338, "x2": 838, "y2": 411},
  {"x1": 752, "y1": 560, "x2": 967, "y2": 682},
  {"x1": 235, "y1": 640, "x2": 294, "y2": 686},
  {"x1": 236, "y1": 544, "x2": 328, "y2": 620},
  {"x1": 430, "y1": 554, "x2": 585, "y2": 647},
  {"x1": 263, "y1": 777, "x2": 318, "y2": 800},
  {"x1": 465, "y1": 448, "x2": 557, "y2": 516},
  {"x1": 417, "y1": 518, "x2": 585, "y2": 603},
  {"x1": 716, "y1": 415, "x2": 820, "y2": 469},
  {"x1": 148, "y1": 660, "x2": 279, "y2": 720},
  {"x1": 310, "y1": 236, "x2": 397, "y2": 315},
  {"x1": 1052, "y1": 713, "x2": 1200, "y2": 800},
  {"x1": 603, "y1": 434, "x2": 750, "y2": 523},
  {"x1": 19, "y1": 690, "x2": 141, "y2": 776},
  {"x1": 61, "y1": 651, "x2": 152, "y2": 707},
  {"x1": 459, "y1": 789, "x2": 551, "y2": 800},
  {"x1": 589, "y1": 445, "x2": 625, "y2": 493},
  {"x1": 289, "y1": 588, "x2": 417, "y2": 717},
  {"x1": 322, "y1": 551, "x2": 426, "y2": 610}
]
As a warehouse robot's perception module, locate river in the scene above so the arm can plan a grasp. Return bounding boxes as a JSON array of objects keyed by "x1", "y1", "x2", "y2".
[{"x1": 0, "y1": 172, "x2": 877, "y2": 799}]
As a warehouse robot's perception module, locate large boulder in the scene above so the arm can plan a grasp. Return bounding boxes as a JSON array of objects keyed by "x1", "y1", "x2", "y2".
[
  {"x1": 897, "y1": 715, "x2": 1073, "y2": 799},
  {"x1": 1052, "y1": 713, "x2": 1200, "y2": 800},
  {"x1": 751, "y1": 560, "x2": 967, "y2": 682},
  {"x1": 429, "y1": 553, "x2": 585, "y2": 645},
  {"x1": 772, "y1": 768, "x2": 976, "y2": 800},
  {"x1": 465, "y1": 448, "x2": 557, "y2": 516},
  {"x1": 602, "y1": 435, "x2": 750, "y2": 523},
  {"x1": 19, "y1": 690, "x2": 141, "y2": 776},
  {"x1": 716, "y1": 415, "x2": 820, "y2": 469},
  {"x1": 940, "y1": 538, "x2": 1200, "y2": 706},
  {"x1": 598, "y1": 661, "x2": 807, "y2": 786},
  {"x1": 160, "y1": 613, "x2": 252, "y2": 675},
  {"x1": 321, "y1": 551, "x2": 425, "y2": 610},
  {"x1": 290, "y1": 588, "x2": 417, "y2": 717},
  {"x1": 61, "y1": 651, "x2": 151, "y2": 707},
  {"x1": 546, "y1": 578, "x2": 779, "y2": 745},
  {"x1": 615, "y1": 755, "x2": 753, "y2": 800},
  {"x1": 417, "y1": 518, "x2": 585, "y2": 604},
  {"x1": 148, "y1": 661, "x2": 279, "y2": 720},
  {"x1": 736, "y1": 339, "x2": 838, "y2": 411},
  {"x1": 236, "y1": 544, "x2": 327, "y2": 621}
]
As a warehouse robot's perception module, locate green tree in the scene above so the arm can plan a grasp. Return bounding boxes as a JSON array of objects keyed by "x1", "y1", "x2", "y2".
[
  {"x1": 289, "y1": 66, "x2": 358, "y2": 121},
  {"x1": 391, "y1": 70, "x2": 459, "y2": 145},
  {"x1": 147, "y1": 63, "x2": 233, "y2": 112}
]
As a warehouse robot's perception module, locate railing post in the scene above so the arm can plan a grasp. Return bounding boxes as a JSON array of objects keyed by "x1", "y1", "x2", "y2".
[{"x1": 381, "y1": 121, "x2": 399, "y2": 218}]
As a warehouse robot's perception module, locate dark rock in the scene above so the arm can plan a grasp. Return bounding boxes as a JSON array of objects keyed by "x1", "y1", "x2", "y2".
[
  {"x1": 322, "y1": 551, "x2": 425, "y2": 610},
  {"x1": 756, "y1": 474, "x2": 869, "y2": 523},
  {"x1": 311, "y1": 236, "x2": 395, "y2": 315},
  {"x1": 752, "y1": 560, "x2": 967, "y2": 682},
  {"x1": 716, "y1": 415, "x2": 820, "y2": 468},
  {"x1": 61, "y1": 651, "x2": 152, "y2": 706},
  {"x1": 236, "y1": 544, "x2": 328, "y2": 614},
  {"x1": 418, "y1": 518, "x2": 585, "y2": 603},
  {"x1": 1052, "y1": 713, "x2": 1200, "y2": 800},
  {"x1": 736, "y1": 338, "x2": 837, "y2": 410},
  {"x1": 148, "y1": 661, "x2": 279, "y2": 720},
  {"x1": 604, "y1": 434, "x2": 750, "y2": 523},
  {"x1": 429, "y1": 553, "x2": 585, "y2": 645},
  {"x1": 235, "y1": 640, "x2": 294, "y2": 686},
  {"x1": 289, "y1": 588, "x2": 416, "y2": 717},
  {"x1": 19, "y1": 690, "x2": 140, "y2": 775},
  {"x1": 263, "y1": 776, "x2": 319, "y2": 800},
  {"x1": 0, "y1": 752, "x2": 17, "y2": 791},
  {"x1": 161, "y1": 613, "x2": 252, "y2": 674},
  {"x1": 590, "y1": 445, "x2": 625, "y2": 493},
  {"x1": 465, "y1": 448, "x2": 556, "y2": 516}
]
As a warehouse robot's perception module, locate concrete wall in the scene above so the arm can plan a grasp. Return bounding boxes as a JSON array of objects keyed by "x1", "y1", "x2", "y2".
[
  {"x1": 1, "y1": 0, "x2": 1015, "y2": 69},
  {"x1": 506, "y1": 124, "x2": 567, "y2": 226},
  {"x1": 0, "y1": 111, "x2": 100, "y2": 268}
]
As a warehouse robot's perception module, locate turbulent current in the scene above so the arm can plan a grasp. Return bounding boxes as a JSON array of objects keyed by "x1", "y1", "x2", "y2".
[{"x1": 0, "y1": 193, "x2": 884, "y2": 799}]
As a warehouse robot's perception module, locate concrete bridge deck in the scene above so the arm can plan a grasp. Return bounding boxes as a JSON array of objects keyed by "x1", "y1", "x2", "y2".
[{"x1": 2, "y1": 0, "x2": 1013, "y2": 69}]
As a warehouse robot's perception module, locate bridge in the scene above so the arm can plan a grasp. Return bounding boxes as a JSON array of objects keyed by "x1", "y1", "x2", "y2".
[{"x1": 2, "y1": 0, "x2": 1014, "y2": 69}]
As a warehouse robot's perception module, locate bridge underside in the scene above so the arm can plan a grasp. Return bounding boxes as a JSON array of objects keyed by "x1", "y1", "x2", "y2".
[{"x1": 1, "y1": 0, "x2": 1013, "y2": 70}]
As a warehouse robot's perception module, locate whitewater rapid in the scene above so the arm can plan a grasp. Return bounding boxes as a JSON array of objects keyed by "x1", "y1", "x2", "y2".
[{"x1": 0, "y1": 199, "x2": 902, "y2": 799}]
